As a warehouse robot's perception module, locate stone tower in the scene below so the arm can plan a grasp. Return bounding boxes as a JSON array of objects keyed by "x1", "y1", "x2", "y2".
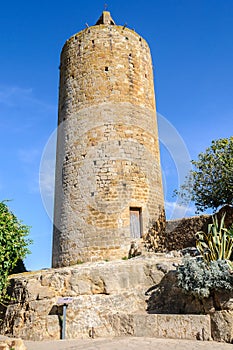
[{"x1": 52, "y1": 11, "x2": 164, "y2": 267}]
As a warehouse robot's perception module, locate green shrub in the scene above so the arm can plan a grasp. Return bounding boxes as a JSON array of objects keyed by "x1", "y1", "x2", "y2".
[
  {"x1": 177, "y1": 257, "x2": 233, "y2": 299},
  {"x1": 174, "y1": 137, "x2": 233, "y2": 212},
  {"x1": 0, "y1": 201, "x2": 31, "y2": 302}
]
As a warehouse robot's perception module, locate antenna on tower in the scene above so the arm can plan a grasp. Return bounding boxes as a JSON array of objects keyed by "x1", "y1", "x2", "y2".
[{"x1": 104, "y1": 3, "x2": 108, "y2": 10}]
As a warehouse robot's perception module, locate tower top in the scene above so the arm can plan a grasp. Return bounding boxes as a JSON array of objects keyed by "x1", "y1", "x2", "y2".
[{"x1": 95, "y1": 11, "x2": 116, "y2": 25}]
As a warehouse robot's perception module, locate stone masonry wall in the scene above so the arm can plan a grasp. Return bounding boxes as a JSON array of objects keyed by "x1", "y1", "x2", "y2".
[
  {"x1": 163, "y1": 206, "x2": 233, "y2": 252},
  {"x1": 58, "y1": 25, "x2": 156, "y2": 115},
  {"x1": 142, "y1": 206, "x2": 233, "y2": 253},
  {"x1": 53, "y1": 21, "x2": 164, "y2": 267},
  {"x1": 164, "y1": 215, "x2": 211, "y2": 251}
]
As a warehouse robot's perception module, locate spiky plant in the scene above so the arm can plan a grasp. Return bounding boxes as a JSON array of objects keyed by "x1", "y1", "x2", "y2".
[{"x1": 196, "y1": 213, "x2": 233, "y2": 269}]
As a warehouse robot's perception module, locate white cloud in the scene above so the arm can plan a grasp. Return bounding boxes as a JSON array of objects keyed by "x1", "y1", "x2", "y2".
[
  {"x1": 18, "y1": 149, "x2": 41, "y2": 164},
  {"x1": 0, "y1": 85, "x2": 57, "y2": 198},
  {"x1": 39, "y1": 158, "x2": 55, "y2": 222},
  {"x1": 0, "y1": 86, "x2": 31, "y2": 106},
  {"x1": 39, "y1": 127, "x2": 57, "y2": 221},
  {"x1": 158, "y1": 112, "x2": 192, "y2": 187},
  {"x1": 40, "y1": 158, "x2": 55, "y2": 198},
  {"x1": 0, "y1": 85, "x2": 56, "y2": 134},
  {"x1": 0, "y1": 86, "x2": 54, "y2": 111},
  {"x1": 165, "y1": 200, "x2": 196, "y2": 220}
]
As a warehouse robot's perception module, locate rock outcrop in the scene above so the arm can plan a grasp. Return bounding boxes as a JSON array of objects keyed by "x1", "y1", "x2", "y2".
[
  {"x1": 1, "y1": 255, "x2": 177, "y2": 340},
  {"x1": 0, "y1": 336, "x2": 26, "y2": 350},
  {"x1": 0, "y1": 254, "x2": 232, "y2": 343}
]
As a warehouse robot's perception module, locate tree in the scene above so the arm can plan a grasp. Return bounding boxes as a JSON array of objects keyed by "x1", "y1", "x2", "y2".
[
  {"x1": 176, "y1": 137, "x2": 233, "y2": 212},
  {"x1": 0, "y1": 201, "x2": 32, "y2": 301}
]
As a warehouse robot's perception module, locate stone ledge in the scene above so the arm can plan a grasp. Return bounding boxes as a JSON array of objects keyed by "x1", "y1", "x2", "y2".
[
  {"x1": 8, "y1": 255, "x2": 180, "y2": 302},
  {"x1": 1, "y1": 255, "x2": 231, "y2": 343},
  {"x1": 108, "y1": 313, "x2": 211, "y2": 341}
]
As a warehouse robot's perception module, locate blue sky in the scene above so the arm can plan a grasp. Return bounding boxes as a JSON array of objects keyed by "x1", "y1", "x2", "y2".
[{"x1": 0, "y1": 0, "x2": 232, "y2": 271}]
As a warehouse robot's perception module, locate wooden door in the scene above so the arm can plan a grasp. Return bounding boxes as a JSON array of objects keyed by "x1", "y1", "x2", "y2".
[{"x1": 130, "y1": 208, "x2": 141, "y2": 239}]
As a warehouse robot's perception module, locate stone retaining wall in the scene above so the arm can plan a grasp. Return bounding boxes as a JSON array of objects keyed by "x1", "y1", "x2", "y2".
[
  {"x1": 144, "y1": 206, "x2": 233, "y2": 252},
  {"x1": 1, "y1": 255, "x2": 233, "y2": 343},
  {"x1": 0, "y1": 256, "x2": 173, "y2": 340},
  {"x1": 164, "y1": 215, "x2": 210, "y2": 251}
]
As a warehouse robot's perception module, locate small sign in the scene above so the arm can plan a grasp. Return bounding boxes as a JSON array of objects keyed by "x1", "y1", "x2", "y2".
[{"x1": 57, "y1": 297, "x2": 73, "y2": 305}]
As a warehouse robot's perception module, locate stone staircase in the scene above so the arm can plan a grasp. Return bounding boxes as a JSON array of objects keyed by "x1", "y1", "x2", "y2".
[{"x1": 1, "y1": 255, "x2": 231, "y2": 342}]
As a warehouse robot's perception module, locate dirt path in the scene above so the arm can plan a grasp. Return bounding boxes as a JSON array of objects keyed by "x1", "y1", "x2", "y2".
[{"x1": 25, "y1": 337, "x2": 233, "y2": 350}]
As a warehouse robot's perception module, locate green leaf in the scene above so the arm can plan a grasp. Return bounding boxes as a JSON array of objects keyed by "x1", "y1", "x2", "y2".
[
  {"x1": 0, "y1": 201, "x2": 32, "y2": 302},
  {"x1": 174, "y1": 137, "x2": 233, "y2": 212}
]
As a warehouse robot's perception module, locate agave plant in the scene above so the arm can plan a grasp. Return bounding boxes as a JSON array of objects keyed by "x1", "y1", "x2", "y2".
[{"x1": 196, "y1": 213, "x2": 233, "y2": 269}]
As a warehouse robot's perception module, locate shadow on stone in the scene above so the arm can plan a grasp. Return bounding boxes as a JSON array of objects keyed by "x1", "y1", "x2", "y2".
[
  {"x1": 146, "y1": 271, "x2": 214, "y2": 315},
  {"x1": 10, "y1": 260, "x2": 27, "y2": 275},
  {"x1": 49, "y1": 305, "x2": 63, "y2": 339}
]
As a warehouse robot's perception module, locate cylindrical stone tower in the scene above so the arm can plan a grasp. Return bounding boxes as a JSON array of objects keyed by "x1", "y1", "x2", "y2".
[{"x1": 52, "y1": 11, "x2": 164, "y2": 267}]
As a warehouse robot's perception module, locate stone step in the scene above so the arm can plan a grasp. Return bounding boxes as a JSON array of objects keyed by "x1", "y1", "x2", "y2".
[{"x1": 107, "y1": 313, "x2": 212, "y2": 341}]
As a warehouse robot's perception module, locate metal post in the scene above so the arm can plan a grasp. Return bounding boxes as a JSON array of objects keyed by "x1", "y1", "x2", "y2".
[
  {"x1": 57, "y1": 297, "x2": 73, "y2": 340},
  {"x1": 62, "y1": 304, "x2": 67, "y2": 339}
]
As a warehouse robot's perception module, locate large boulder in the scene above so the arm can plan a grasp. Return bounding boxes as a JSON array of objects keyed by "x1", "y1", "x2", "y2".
[{"x1": 0, "y1": 255, "x2": 180, "y2": 341}]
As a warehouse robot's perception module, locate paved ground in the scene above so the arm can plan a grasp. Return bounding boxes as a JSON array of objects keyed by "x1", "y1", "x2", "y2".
[{"x1": 25, "y1": 337, "x2": 233, "y2": 350}]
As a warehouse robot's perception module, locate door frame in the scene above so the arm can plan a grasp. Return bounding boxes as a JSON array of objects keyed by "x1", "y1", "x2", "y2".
[{"x1": 129, "y1": 207, "x2": 143, "y2": 238}]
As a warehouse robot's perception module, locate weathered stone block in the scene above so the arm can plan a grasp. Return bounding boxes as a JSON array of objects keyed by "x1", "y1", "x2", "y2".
[
  {"x1": 157, "y1": 314, "x2": 211, "y2": 340},
  {"x1": 133, "y1": 314, "x2": 158, "y2": 337},
  {"x1": 211, "y1": 311, "x2": 233, "y2": 343}
]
